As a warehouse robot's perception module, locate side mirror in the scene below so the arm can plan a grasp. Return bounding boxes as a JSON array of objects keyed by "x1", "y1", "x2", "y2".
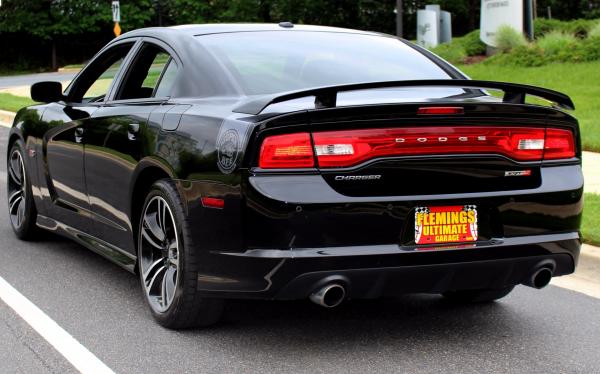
[{"x1": 31, "y1": 81, "x2": 64, "y2": 103}]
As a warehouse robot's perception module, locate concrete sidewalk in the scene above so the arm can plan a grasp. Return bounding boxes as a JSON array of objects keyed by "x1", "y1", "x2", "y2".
[
  {"x1": 583, "y1": 151, "x2": 600, "y2": 194},
  {"x1": 552, "y1": 244, "x2": 600, "y2": 299}
]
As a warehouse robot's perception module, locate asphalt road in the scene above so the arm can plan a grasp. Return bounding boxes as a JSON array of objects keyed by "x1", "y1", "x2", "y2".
[
  {"x1": 1, "y1": 125, "x2": 600, "y2": 373},
  {"x1": 0, "y1": 72, "x2": 77, "y2": 89}
]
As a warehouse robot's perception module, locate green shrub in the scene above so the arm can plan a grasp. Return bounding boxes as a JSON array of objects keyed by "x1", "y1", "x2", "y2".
[
  {"x1": 538, "y1": 31, "x2": 578, "y2": 57},
  {"x1": 461, "y1": 30, "x2": 487, "y2": 56},
  {"x1": 430, "y1": 43, "x2": 467, "y2": 64},
  {"x1": 495, "y1": 25, "x2": 527, "y2": 52},
  {"x1": 589, "y1": 22, "x2": 600, "y2": 38},
  {"x1": 534, "y1": 18, "x2": 598, "y2": 39},
  {"x1": 484, "y1": 45, "x2": 546, "y2": 67},
  {"x1": 579, "y1": 37, "x2": 600, "y2": 61}
]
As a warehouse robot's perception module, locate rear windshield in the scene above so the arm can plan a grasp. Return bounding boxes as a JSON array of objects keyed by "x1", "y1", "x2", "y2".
[{"x1": 197, "y1": 31, "x2": 455, "y2": 95}]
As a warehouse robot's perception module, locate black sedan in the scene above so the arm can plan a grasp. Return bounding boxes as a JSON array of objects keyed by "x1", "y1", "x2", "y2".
[{"x1": 7, "y1": 23, "x2": 582, "y2": 328}]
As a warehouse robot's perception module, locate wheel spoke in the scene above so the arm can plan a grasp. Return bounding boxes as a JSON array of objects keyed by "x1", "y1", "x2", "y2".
[
  {"x1": 8, "y1": 153, "x2": 23, "y2": 186},
  {"x1": 142, "y1": 226, "x2": 164, "y2": 251},
  {"x1": 162, "y1": 266, "x2": 176, "y2": 307},
  {"x1": 143, "y1": 258, "x2": 164, "y2": 284},
  {"x1": 143, "y1": 212, "x2": 165, "y2": 243},
  {"x1": 145, "y1": 264, "x2": 166, "y2": 296},
  {"x1": 16, "y1": 200, "x2": 25, "y2": 227},
  {"x1": 8, "y1": 191, "x2": 23, "y2": 214}
]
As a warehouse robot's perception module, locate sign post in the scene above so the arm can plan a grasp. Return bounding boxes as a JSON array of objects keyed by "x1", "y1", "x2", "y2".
[{"x1": 112, "y1": 1, "x2": 121, "y2": 37}]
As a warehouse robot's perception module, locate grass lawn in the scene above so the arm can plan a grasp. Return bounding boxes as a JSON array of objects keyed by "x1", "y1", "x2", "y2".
[
  {"x1": 0, "y1": 93, "x2": 35, "y2": 112},
  {"x1": 583, "y1": 193, "x2": 600, "y2": 247},
  {"x1": 458, "y1": 61, "x2": 600, "y2": 153}
]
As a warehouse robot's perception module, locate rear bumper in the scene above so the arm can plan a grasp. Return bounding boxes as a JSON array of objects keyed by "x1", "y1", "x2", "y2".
[{"x1": 195, "y1": 232, "x2": 580, "y2": 300}]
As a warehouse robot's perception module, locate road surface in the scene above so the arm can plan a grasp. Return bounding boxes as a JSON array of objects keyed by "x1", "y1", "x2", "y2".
[{"x1": 0, "y1": 71, "x2": 77, "y2": 90}]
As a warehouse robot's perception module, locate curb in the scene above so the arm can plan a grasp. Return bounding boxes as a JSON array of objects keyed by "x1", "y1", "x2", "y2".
[
  {"x1": 57, "y1": 67, "x2": 82, "y2": 73},
  {"x1": 0, "y1": 109, "x2": 15, "y2": 128},
  {"x1": 582, "y1": 243, "x2": 600, "y2": 262}
]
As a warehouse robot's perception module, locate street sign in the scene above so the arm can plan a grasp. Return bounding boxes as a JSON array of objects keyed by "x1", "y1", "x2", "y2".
[
  {"x1": 480, "y1": 0, "x2": 524, "y2": 47},
  {"x1": 114, "y1": 22, "x2": 122, "y2": 37},
  {"x1": 416, "y1": 10, "x2": 439, "y2": 48},
  {"x1": 112, "y1": 1, "x2": 121, "y2": 23}
]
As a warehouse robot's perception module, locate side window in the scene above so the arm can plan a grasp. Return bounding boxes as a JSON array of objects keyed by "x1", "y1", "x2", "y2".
[
  {"x1": 154, "y1": 59, "x2": 179, "y2": 98},
  {"x1": 69, "y1": 43, "x2": 134, "y2": 103},
  {"x1": 116, "y1": 43, "x2": 179, "y2": 100}
]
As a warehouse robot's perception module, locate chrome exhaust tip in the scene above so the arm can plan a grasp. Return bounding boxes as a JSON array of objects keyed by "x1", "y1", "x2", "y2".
[
  {"x1": 524, "y1": 267, "x2": 554, "y2": 289},
  {"x1": 309, "y1": 283, "x2": 346, "y2": 308}
]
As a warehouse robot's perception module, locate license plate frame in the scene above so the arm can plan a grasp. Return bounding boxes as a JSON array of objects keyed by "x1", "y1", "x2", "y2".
[{"x1": 414, "y1": 205, "x2": 478, "y2": 245}]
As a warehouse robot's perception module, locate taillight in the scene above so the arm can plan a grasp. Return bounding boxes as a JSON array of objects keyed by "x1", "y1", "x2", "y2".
[
  {"x1": 259, "y1": 132, "x2": 315, "y2": 168},
  {"x1": 417, "y1": 107, "x2": 465, "y2": 115},
  {"x1": 311, "y1": 127, "x2": 575, "y2": 168},
  {"x1": 544, "y1": 128, "x2": 576, "y2": 160},
  {"x1": 258, "y1": 127, "x2": 575, "y2": 169}
]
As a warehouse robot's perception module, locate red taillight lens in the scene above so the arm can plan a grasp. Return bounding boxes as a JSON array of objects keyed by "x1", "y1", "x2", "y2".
[
  {"x1": 544, "y1": 128, "x2": 576, "y2": 160},
  {"x1": 417, "y1": 107, "x2": 465, "y2": 115},
  {"x1": 258, "y1": 127, "x2": 575, "y2": 169},
  {"x1": 201, "y1": 197, "x2": 225, "y2": 209},
  {"x1": 259, "y1": 132, "x2": 315, "y2": 169},
  {"x1": 312, "y1": 127, "x2": 575, "y2": 168}
]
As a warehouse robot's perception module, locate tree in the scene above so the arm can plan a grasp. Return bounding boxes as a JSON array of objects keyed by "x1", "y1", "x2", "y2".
[{"x1": 0, "y1": 0, "x2": 154, "y2": 70}]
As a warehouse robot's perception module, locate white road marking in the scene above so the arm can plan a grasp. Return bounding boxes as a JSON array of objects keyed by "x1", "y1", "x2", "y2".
[
  {"x1": 0, "y1": 276, "x2": 115, "y2": 374},
  {"x1": 0, "y1": 121, "x2": 11, "y2": 128}
]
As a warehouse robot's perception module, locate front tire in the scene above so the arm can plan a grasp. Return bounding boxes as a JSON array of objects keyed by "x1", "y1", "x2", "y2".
[
  {"x1": 7, "y1": 140, "x2": 38, "y2": 240},
  {"x1": 442, "y1": 286, "x2": 515, "y2": 303},
  {"x1": 137, "y1": 179, "x2": 223, "y2": 329}
]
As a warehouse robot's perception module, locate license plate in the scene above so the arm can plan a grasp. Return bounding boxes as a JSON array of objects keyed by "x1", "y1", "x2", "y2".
[{"x1": 415, "y1": 205, "x2": 478, "y2": 245}]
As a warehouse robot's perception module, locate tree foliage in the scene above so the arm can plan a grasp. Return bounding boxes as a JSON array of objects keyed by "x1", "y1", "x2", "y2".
[{"x1": 0, "y1": 0, "x2": 599, "y2": 70}]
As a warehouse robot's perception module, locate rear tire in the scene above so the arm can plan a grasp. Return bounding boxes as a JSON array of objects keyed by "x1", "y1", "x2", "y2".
[
  {"x1": 137, "y1": 179, "x2": 223, "y2": 329},
  {"x1": 442, "y1": 286, "x2": 515, "y2": 303},
  {"x1": 7, "y1": 140, "x2": 38, "y2": 240}
]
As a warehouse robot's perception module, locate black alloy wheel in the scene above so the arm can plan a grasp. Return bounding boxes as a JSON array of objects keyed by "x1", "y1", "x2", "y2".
[
  {"x1": 7, "y1": 141, "x2": 38, "y2": 239},
  {"x1": 138, "y1": 180, "x2": 223, "y2": 329},
  {"x1": 139, "y1": 195, "x2": 179, "y2": 313}
]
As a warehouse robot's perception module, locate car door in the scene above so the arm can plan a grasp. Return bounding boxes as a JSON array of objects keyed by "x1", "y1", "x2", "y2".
[
  {"x1": 83, "y1": 40, "x2": 182, "y2": 254},
  {"x1": 41, "y1": 41, "x2": 136, "y2": 232}
]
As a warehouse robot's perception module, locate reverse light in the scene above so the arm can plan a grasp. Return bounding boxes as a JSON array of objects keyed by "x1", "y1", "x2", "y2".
[{"x1": 259, "y1": 132, "x2": 315, "y2": 168}]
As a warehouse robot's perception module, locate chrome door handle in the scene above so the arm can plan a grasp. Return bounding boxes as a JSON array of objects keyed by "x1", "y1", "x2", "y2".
[
  {"x1": 74, "y1": 127, "x2": 84, "y2": 143},
  {"x1": 128, "y1": 123, "x2": 140, "y2": 140}
]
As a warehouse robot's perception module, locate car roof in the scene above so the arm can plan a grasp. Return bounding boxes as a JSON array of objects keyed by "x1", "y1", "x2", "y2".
[{"x1": 120, "y1": 23, "x2": 384, "y2": 38}]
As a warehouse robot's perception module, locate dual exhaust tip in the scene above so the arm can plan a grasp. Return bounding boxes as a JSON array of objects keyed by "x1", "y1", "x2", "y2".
[
  {"x1": 523, "y1": 267, "x2": 554, "y2": 289},
  {"x1": 310, "y1": 283, "x2": 346, "y2": 308},
  {"x1": 309, "y1": 266, "x2": 554, "y2": 307}
]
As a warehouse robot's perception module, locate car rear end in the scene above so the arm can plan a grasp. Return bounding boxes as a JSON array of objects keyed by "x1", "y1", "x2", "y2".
[
  {"x1": 203, "y1": 100, "x2": 582, "y2": 302},
  {"x1": 192, "y1": 28, "x2": 582, "y2": 303}
]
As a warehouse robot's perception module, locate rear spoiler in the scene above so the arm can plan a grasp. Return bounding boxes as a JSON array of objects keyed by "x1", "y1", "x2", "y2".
[{"x1": 233, "y1": 79, "x2": 575, "y2": 115}]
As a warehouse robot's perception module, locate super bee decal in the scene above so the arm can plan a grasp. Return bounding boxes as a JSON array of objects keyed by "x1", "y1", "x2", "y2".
[{"x1": 217, "y1": 128, "x2": 240, "y2": 173}]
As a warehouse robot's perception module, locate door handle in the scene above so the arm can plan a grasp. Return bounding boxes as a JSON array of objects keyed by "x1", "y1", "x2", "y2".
[
  {"x1": 74, "y1": 127, "x2": 84, "y2": 143},
  {"x1": 127, "y1": 123, "x2": 140, "y2": 140},
  {"x1": 128, "y1": 123, "x2": 140, "y2": 134}
]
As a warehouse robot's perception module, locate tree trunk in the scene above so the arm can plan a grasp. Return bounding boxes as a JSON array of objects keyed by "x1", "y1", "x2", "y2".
[
  {"x1": 51, "y1": 39, "x2": 57, "y2": 71},
  {"x1": 468, "y1": 0, "x2": 479, "y2": 30},
  {"x1": 396, "y1": 0, "x2": 403, "y2": 37}
]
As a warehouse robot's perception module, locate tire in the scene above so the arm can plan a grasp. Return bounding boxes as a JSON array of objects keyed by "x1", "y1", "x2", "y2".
[
  {"x1": 442, "y1": 286, "x2": 515, "y2": 303},
  {"x1": 7, "y1": 140, "x2": 38, "y2": 240},
  {"x1": 137, "y1": 179, "x2": 223, "y2": 329}
]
